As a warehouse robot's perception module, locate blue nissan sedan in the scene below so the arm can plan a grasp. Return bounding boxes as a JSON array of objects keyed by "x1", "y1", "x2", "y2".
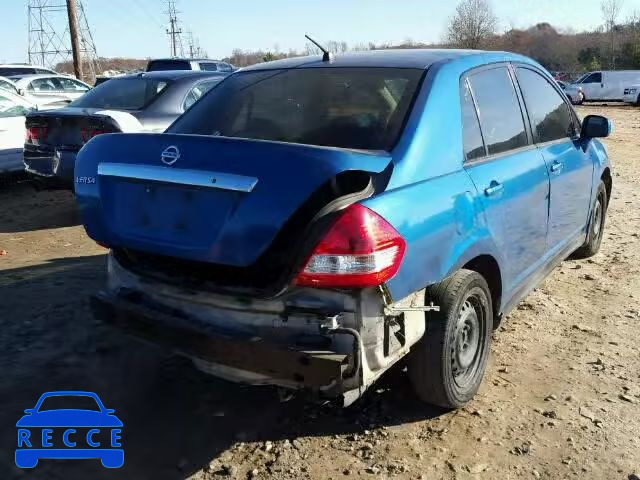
[{"x1": 77, "y1": 49, "x2": 612, "y2": 408}]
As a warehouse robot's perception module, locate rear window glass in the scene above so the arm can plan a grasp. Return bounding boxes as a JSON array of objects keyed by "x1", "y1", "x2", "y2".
[
  {"x1": 0, "y1": 67, "x2": 37, "y2": 76},
  {"x1": 147, "y1": 60, "x2": 192, "y2": 71},
  {"x1": 168, "y1": 68, "x2": 424, "y2": 151},
  {"x1": 69, "y1": 78, "x2": 169, "y2": 110}
]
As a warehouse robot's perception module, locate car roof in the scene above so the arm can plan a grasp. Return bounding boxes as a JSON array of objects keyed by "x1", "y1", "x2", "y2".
[
  {"x1": 10, "y1": 73, "x2": 87, "y2": 85},
  {"x1": 0, "y1": 63, "x2": 55, "y2": 70},
  {"x1": 241, "y1": 48, "x2": 530, "y2": 72},
  {"x1": 118, "y1": 70, "x2": 230, "y2": 81},
  {"x1": 148, "y1": 58, "x2": 227, "y2": 63}
]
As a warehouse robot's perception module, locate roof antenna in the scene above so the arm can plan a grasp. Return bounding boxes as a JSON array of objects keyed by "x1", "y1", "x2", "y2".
[{"x1": 305, "y1": 34, "x2": 333, "y2": 62}]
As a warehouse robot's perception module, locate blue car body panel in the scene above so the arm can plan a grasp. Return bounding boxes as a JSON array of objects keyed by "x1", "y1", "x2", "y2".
[{"x1": 76, "y1": 49, "x2": 611, "y2": 316}]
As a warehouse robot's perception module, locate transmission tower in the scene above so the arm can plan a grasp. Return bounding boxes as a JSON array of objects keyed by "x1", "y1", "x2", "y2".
[
  {"x1": 165, "y1": 0, "x2": 184, "y2": 57},
  {"x1": 27, "y1": 0, "x2": 101, "y2": 81},
  {"x1": 187, "y1": 31, "x2": 207, "y2": 59}
]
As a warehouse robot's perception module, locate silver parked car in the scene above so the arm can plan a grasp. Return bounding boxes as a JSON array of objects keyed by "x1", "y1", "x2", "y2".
[
  {"x1": 557, "y1": 80, "x2": 584, "y2": 105},
  {"x1": 9, "y1": 74, "x2": 91, "y2": 108}
]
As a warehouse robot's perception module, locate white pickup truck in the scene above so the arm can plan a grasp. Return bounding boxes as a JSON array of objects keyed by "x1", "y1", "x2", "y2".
[{"x1": 622, "y1": 84, "x2": 640, "y2": 105}]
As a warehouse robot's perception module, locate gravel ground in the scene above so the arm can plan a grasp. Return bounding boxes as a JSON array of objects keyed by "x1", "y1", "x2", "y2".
[{"x1": 0, "y1": 105, "x2": 638, "y2": 480}]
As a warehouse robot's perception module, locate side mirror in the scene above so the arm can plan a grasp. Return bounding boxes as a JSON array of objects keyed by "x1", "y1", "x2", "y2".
[{"x1": 582, "y1": 115, "x2": 612, "y2": 139}]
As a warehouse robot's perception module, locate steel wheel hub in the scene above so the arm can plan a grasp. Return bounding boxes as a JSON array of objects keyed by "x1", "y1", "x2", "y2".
[
  {"x1": 593, "y1": 200, "x2": 602, "y2": 237},
  {"x1": 453, "y1": 300, "x2": 480, "y2": 374}
]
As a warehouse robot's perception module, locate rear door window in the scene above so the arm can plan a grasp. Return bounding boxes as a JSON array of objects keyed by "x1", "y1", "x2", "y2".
[
  {"x1": 28, "y1": 77, "x2": 63, "y2": 92},
  {"x1": 198, "y1": 62, "x2": 218, "y2": 71},
  {"x1": 460, "y1": 80, "x2": 486, "y2": 161},
  {"x1": 57, "y1": 77, "x2": 90, "y2": 92},
  {"x1": 217, "y1": 63, "x2": 235, "y2": 72},
  {"x1": 183, "y1": 78, "x2": 223, "y2": 110},
  {"x1": 516, "y1": 68, "x2": 576, "y2": 143},
  {"x1": 468, "y1": 67, "x2": 528, "y2": 156}
]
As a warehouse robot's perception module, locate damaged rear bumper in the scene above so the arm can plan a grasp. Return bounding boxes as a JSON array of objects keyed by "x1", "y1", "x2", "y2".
[
  {"x1": 96, "y1": 253, "x2": 427, "y2": 405},
  {"x1": 92, "y1": 290, "x2": 353, "y2": 391}
]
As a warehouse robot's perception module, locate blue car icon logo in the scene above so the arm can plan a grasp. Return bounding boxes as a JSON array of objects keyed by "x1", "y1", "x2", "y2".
[{"x1": 15, "y1": 391, "x2": 123, "y2": 468}]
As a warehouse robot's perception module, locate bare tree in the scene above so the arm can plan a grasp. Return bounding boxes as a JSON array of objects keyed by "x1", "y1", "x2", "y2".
[
  {"x1": 601, "y1": 0, "x2": 624, "y2": 68},
  {"x1": 446, "y1": 0, "x2": 498, "y2": 49}
]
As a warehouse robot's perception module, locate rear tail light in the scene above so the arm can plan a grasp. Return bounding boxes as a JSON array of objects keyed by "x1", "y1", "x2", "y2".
[
  {"x1": 295, "y1": 204, "x2": 406, "y2": 289},
  {"x1": 25, "y1": 126, "x2": 47, "y2": 144},
  {"x1": 80, "y1": 128, "x2": 110, "y2": 143}
]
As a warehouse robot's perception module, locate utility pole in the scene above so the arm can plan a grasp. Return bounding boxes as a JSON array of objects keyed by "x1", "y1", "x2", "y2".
[
  {"x1": 66, "y1": 0, "x2": 83, "y2": 80},
  {"x1": 165, "y1": 0, "x2": 183, "y2": 57}
]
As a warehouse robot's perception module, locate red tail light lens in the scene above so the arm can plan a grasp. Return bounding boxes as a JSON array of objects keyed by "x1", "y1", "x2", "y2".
[
  {"x1": 295, "y1": 204, "x2": 406, "y2": 289},
  {"x1": 25, "y1": 126, "x2": 47, "y2": 144},
  {"x1": 80, "y1": 128, "x2": 109, "y2": 143}
]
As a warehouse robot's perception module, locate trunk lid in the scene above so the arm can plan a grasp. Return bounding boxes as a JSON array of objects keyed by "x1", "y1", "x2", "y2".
[
  {"x1": 76, "y1": 133, "x2": 392, "y2": 268},
  {"x1": 26, "y1": 107, "x2": 125, "y2": 149}
]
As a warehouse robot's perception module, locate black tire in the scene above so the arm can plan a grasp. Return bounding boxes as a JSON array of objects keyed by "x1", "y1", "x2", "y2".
[
  {"x1": 408, "y1": 269, "x2": 493, "y2": 409},
  {"x1": 572, "y1": 181, "x2": 608, "y2": 259}
]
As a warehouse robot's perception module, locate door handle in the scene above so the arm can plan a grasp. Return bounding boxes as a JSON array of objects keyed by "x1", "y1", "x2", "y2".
[
  {"x1": 484, "y1": 181, "x2": 503, "y2": 197},
  {"x1": 550, "y1": 161, "x2": 563, "y2": 173}
]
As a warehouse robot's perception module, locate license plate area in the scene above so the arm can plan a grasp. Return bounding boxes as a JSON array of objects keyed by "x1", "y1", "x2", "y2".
[{"x1": 104, "y1": 179, "x2": 237, "y2": 247}]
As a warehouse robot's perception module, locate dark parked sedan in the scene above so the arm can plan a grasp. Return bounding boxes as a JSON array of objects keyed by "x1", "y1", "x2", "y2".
[{"x1": 24, "y1": 70, "x2": 229, "y2": 189}]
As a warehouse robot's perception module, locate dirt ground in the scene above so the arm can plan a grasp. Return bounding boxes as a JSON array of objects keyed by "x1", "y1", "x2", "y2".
[{"x1": 0, "y1": 105, "x2": 639, "y2": 480}]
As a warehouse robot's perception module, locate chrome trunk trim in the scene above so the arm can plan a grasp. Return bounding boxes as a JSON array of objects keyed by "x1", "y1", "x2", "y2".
[{"x1": 97, "y1": 163, "x2": 258, "y2": 192}]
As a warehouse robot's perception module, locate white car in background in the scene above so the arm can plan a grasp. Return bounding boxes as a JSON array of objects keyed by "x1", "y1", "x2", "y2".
[
  {"x1": 623, "y1": 84, "x2": 640, "y2": 105},
  {"x1": 9, "y1": 74, "x2": 91, "y2": 108},
  {"x1": 0, "y1": 76, "x2": 19, "y2": 96},
  {"x1": 0, "y1": 90, "x2": 36, "y2": 174}
]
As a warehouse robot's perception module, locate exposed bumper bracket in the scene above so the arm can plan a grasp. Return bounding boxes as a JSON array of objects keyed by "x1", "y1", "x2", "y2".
[{"x1": 91, "y1": 291, "x2": 350, "y2": 388}]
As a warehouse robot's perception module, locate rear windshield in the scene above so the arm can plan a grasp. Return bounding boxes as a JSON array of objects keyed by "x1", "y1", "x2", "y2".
[
  {"x1": 147, "y1": 60, "x2": 192, "y2": 71},
  {"x1": 69, "y1": 78, "x2": 169, "y2": 110},
  {"x1": 168, "y1": 67, "x2": 424, "y2": 151},
  {"x1": 0, "y1": 67, "x2": 37, "y2": 76}
]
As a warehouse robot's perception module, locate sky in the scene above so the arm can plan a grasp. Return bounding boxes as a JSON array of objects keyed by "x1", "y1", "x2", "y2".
[{"x1": 1, "y1": 0, "x2": 638, "y2": 64}]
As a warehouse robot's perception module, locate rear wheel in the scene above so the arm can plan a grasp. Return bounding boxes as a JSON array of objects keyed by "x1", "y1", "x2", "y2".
[
  {"x1": 408, "y1": 269, "x2": 493, "y2": 408},
  {"x1": 572, "y1": 181, "x2": 608, "y2": 259}
]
